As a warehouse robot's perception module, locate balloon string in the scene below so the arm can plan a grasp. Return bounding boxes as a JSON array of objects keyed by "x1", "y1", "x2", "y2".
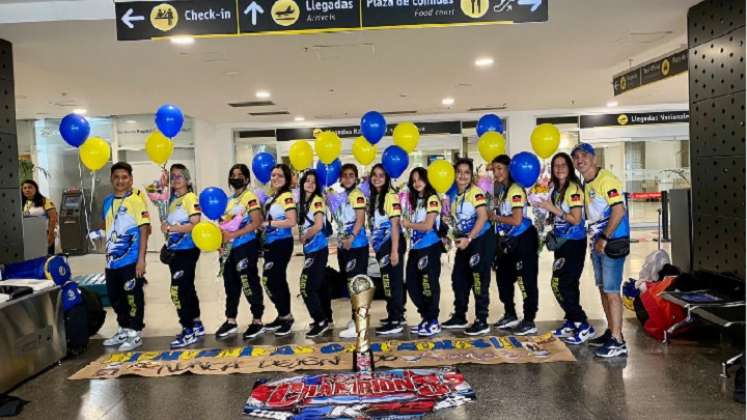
[{"x1": 78, "y1": 160, "x2": 95, "y2": 248}]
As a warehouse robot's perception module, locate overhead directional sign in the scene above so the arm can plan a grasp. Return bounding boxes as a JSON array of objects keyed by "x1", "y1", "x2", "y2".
[
  {"x1": 115, "y1": 0, "x2": 548, "y2": 40},
  {"x1": 613, "y1": 49, "x2": 688, "y2": 96},
  {"x1": 115, "y1": 0, "x2": 237, "y2": 41}
]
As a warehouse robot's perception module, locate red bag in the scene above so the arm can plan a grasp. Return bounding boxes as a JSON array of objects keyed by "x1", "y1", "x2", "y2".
[{"x1": 639, "y1": 276, "x2": 688, "y2": 341}]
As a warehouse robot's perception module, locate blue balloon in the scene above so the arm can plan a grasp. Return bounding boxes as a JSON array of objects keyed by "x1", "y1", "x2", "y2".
[
  {"x1": 476, "y1": 114, "x2": 504, "y2": 137},
  {"x1": 59, "y1": 113, "x2": 90, "y2": 147},
  {"x1": 199, "y1": 187, "x2": 228, "y2": 221},
  {"x1": 155, "y1": 104, "x2": 184, "y2": 138},
  {"x1": 382, "y1": 145, "x2": 409, "y2": 179},
  {"x1": 446, "y1": 182, "x2": 458, "y2": 201},
  {"x1": 316, "y1": 159, "x2": 341, "y2": 187},
  {"x1": 509, "y1": 152, "x2": 541, "y2": 188},
  {"x1": 360, "y1": 111, "x2": 387, "y2": 145},
  {"x1": 252, "y1": 152, "x2": 276, "y2": 184}
]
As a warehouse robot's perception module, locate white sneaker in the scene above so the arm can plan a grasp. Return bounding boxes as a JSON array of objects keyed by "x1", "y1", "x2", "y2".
[
  {"x1": 338, "y1": 320, "x2": 357, "y2": 339},
  {"x1": 118, "y1": 329, "x2": 143, "y2": 351},
  {"x1": 103, "y1": 327, "x2": 128, "y2": 347}
]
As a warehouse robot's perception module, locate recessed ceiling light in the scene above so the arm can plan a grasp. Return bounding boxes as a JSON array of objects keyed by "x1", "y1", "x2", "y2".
[
  {"x1": 256, "y1": 90, "x2": 271, "y2": 99},
  {"x1": 442, "y1": 97, "x2": 455, "y2": 106},
  {"x1": 294, "y1": 116, "x2": 305, "y2": 122},
  {"x1": 72, "y1": 109, "x2": 87, "y2": 115},
  {"x1": 126, "y1": 120, "x2": 137, "y2": 124},
  {"x1": 170, "y1": 35, "x2": 194, "y2": 45},
  {"x1": 475, "y1": 57, "x2": 494, "y2": 67},
  {"x1": 225, "y1": 71, "x2": 240, "y2": 77},
  {"x1": 606, "y1": 100, "x2": 619, "y2": 107}
]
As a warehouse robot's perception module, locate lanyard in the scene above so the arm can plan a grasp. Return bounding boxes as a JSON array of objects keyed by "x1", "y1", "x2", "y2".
[{"x1": 110, "y1": 191, "x2": 132, "y2": 224}]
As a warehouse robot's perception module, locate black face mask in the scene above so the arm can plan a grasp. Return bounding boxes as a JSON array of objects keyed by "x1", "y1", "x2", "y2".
[{"x1": 229, "y1": 178, "x2": 246, "y2": 189}]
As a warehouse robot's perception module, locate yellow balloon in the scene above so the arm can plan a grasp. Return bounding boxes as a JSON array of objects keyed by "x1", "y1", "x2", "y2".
[
  {"x1": 79, "y1": 137, "x2": 111, "y2": 171},
  {"x1": 427, "y1": 159, "x2": 455, "y2": 194},
  {"x1": 352, "y1": 136, "x2": 376, "y2": 165},
  {"x1": 531, "y1": 123, "x2": 561, "y2": 159},
  {"x1": 289, "y1": 141, "x2": 313, "y2": 171},
  {"x1": 478, "y1": 131, "x2": 506, "y2": 162},
  {"x1": 145, "y1": 130, "x2": 174, "y2": 166},
  {"x1": 314, "y1": 131, "x2": 341, "y2": 164},
  {"x1": 191, "y1": 221, "x2": 222, "y2": 252},
  {"x1": 393, "y1": 122, "x2": 419, "y2": 153}
]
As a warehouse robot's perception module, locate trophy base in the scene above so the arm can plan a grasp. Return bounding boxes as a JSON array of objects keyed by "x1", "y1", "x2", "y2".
[{"x1": 353, "y1": 350, "x2": 375, "y2": 373}]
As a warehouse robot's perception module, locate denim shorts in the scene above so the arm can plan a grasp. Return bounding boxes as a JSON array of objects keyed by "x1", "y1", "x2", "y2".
[{"x1": 591, "y1": 251, "x2": 625, "y2": 293}]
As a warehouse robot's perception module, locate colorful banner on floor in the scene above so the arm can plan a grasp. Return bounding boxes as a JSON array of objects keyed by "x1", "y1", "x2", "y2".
[
  {"x1": 245, "y1": 367, "x2": 475, "y2": 419},
  {"x1": 69, "y1": 333, "x2": 575, "y2": 380}
]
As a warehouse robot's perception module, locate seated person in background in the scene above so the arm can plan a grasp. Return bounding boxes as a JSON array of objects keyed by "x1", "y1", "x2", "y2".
[{"x1": 21, "y1": 179, "x2": 58, "y2": 255}]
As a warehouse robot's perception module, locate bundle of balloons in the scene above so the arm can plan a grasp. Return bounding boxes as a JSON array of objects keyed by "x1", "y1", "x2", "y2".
[
  {"x1": 59, "y1": 113, "x2": 110, "y2": 172},
  {"x1": 146, "y1": 104, "x2": 185, "y2": 167}
]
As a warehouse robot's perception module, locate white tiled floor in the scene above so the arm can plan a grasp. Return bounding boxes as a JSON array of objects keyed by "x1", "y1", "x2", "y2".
[{"x1": 68, "y1": 228, "x2": 669, "y2": 339}]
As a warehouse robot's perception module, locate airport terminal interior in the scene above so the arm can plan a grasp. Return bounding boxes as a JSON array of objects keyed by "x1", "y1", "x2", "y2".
[{"x1": 0, "y1": 0, "x2": 744, "y2": 419}]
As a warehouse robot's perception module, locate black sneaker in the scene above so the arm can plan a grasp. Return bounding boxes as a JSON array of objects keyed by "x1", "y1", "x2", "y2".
[
  {"x1": 243, "y1": 323, "x2": 265, "y2": 340},
  {"x1": 465, "y1": 320, "x2": 490, "y2": 336},
  {"x1": 442, "y1": 314, "x2": 469, "y2": 330},
  {"x1": 376, "y1": 321, "x2": 404, "y2": 336},
  {"x1": 494, "y1": 314, "x2": 520, "y2": 329},
  {"x1": 274, "y1": 319, "x2": 294, "y2": 337},
  {"x1": 215, "y1": 321, "x2": 238, "y2": 338},
  {"x1": 306, "y1": 321, "x2": 331, "y2": 338},
  {"x1": 265, "y1": 317, "x2": 284, "y2": 332},
  {"x1": 513, "y1": 320, "x2": 537, "y2": 336},
  {"x1": 588, "y1": 329, "x2": 612, "y2": 348},
  {"x1": 594, "y1": 337, "x2": 628, "y2": 358}
]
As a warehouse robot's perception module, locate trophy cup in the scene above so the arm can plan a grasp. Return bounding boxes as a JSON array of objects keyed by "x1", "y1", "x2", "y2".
[{"x1": 349, "y1": 274, "x2": 376, "y2": 373}]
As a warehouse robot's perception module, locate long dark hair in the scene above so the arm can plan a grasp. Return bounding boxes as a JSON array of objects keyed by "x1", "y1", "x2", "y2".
[
  {"x1": 368, "y1": 163, "x2": 392, "y2": 218},
  {"x1": 407, "y1": 167, "x2": 437, "y2": 209},
  {"x1": 298, "y1": 170, "x2": 321, "y2": 226},
  {"x1": 169, "y1": 163, "x2": 193, "y2": 195},
  {"x1": 492, "y1": 154, "x2": 515, "y2": 187},
  {"x1": 228, "y1": 163, "x2": 251, "y2": 190},
  {"x1": 271, "y1": 163, "x2": 292, "y2": 197},
  {"x1": 550, "y1": 152, "x2": 582, "y2": 198},
  {"x1": 21, "y1": 179, "x2": 45, "y2": 207}
]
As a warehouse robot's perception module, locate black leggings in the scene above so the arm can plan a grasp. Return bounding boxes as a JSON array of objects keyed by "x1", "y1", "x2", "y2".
[
  {"x1": 300, "y1": 247, "x2": 331, "y2": 323},
  {"x1": 551, "y1": 238, "x2": 588, "y2": 323},
  {"x1": 452, "y1": 232, "x2": 494, "y2": 322},
  {"x1": 223, "y1": 239, "x2": 263, "y2": 320},
  {"x1": 168, "y1": 247, "x2": 201, "y2": 329},
  {"x1": 495, "y1": 226, "x2": 539, "y2": 321},
  {"x1": 105, "y1": 263, "x2": 145, "y2": 331},
  {"x1": 337, "y1": 246, "x2": 369, "y2": 280},
  {"x1": 406, "y1": 242, "x2": 442, "y2": 322},
  {"x1": 262, "y1": 237, "x2": 294, "y2": 318},
  {"x1": 376, "y1": 238, "x2": 406, "y2": 322}
]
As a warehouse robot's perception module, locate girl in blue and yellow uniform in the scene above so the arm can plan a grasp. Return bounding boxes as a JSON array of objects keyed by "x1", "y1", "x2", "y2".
[
  {"x1": 298, "y1": 169, "x2": 332, "y2": 338},
  {"x1": 402, "y1": 167, "x2": 442, "y2": 337},
  {"x1": 160, "y1": 164, "x2": 203, "y2": 348},
  {"x1": 368, "y1": 163, "x2": 406, "y2": 336},
  {"x1": 491, "y1": 154, "x2": 539, "y2": 336},
  {"x1": 261, "y1": 163, "x2": 297, "y2": 337},
  {"x1": 443, "y1": 158, "x2": 493, "y2": 336},
  {"x1": 337, "y1": 163, "x2": 370, "y2": 339},
  {"x1": 215, "y1": 164, "x2": 265, "y2": 340}
]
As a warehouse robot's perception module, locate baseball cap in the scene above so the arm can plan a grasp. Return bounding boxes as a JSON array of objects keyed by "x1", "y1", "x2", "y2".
[{"x1": 571, "y1": 142, "x2": 595, "y2": 157}]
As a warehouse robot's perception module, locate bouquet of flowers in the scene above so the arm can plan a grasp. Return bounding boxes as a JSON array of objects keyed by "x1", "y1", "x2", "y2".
[
  {"x1": 325, "y1": 189, "x2": 348, "y2": 246},
  {"x1": 527, "y1": 164, "x2": 552, "y2": 250},
  {"x1": 144, "y1": 170, "x2": 169, "y2": 239},
  {"x1": 217, "y1": 210, "x2": 243, "y2": 277}
]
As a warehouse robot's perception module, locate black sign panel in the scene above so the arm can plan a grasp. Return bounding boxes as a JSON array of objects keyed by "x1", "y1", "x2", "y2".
[
  {"x1": 276, "y1": 121, "x2": 462, "y2": 141},
  {"x1": 237, "y1": 0, "x2": 361, "y2": 34},
  {"x1": 116, "y1": 0, "x2": 547, "y2": 40},
  {"x1": 612, "y1": 49, "x2": 688, "y2": 96},
  {"x1": 115, "y1": 0, "x2": 237, "y2": 41},
  {"x1": 580, "y1": 111, "x2": 689, "y2": 129},
  {"x1": 612, "y1": 68, "x2": 641, "y2": 96},
  {"x1": 362, "y1": 0, "x2": 548, "y2": 28}
]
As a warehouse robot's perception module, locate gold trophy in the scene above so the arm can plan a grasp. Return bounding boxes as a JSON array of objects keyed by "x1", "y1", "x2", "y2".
[{"x1": 349, "y1": 274, "x2": 376, "y2": 373}]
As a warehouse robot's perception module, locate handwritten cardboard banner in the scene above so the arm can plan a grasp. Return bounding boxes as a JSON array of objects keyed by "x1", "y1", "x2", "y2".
[{"x1": 70, "y1": 333, "x2": 574, "y2": 380}]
